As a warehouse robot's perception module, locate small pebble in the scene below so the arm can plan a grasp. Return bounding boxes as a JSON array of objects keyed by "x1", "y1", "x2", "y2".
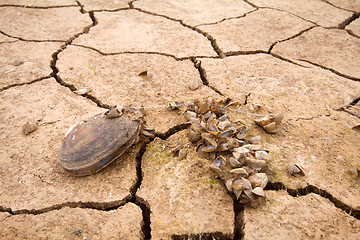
[
  {"x1": 348, "y1": 168, "x2": 359, "y2": 178},
  {"x1": 178, "y1": 149, "x2": 187, "y2": 160},
  {"x1": 22, "y1": 122, "x2": 38, "y2": 135},
  {"x1": 11, "y1": 59, "x2": 24, "y2": 66},
  {"x1": 188, "y1": 80, "x2": 199, "y2": 90},
  {"x1": 138, "y1": 70, "x2": 153, "y2": 79}
]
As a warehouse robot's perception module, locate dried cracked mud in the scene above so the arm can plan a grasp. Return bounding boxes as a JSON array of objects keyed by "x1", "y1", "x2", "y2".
[{"x1": 0, "y1": 0, "x2": 359, "y2": 239}]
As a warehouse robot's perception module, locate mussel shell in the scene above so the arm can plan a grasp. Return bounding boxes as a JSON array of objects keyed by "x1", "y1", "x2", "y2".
[
  {"x1": 263, "y1": 122, "x2": 278, "y2": 134},
  {"x1": 255, "y1": 150, "x2": 270, "y2": 161},
  {"x1": 232, "y1": 177, "x2": 252, "y2": 190},
  {"x1": 252, "y1": 187, "x2": 265, "y2": 197},
  {"x1": 288, "y1": 163, "x2": 305, "y2": 177},
  {"x1": 218, "y1": 119, "x2": 231, "y2": 131},
  {"x1": 254, "y1": 116, "x2": 272, "y2": 127},
  {"x1": 188, "y1": 130, "x2": 201, "y2": 142},
  {"x1": 184, "y1": 111, "x2": 197, "y2": 120},
  {"x1": 230, "y1": 167, "x2": 249, "y2": 178},
  {"x1": 248, "y1": 173, "x2": 268, "y2": 188},
  {"x1": 58, "y1": 113, "x2": 140, "y2": 176},
  {"x1": 202, "y1": 144, "x2": 217, "y2": 152},
  {"x1": 226, "y1": 178, "x2": 234, "y2": 192},
  {"x1": 229, "y1": 157, "x2": 242, "y2": 168},
  {"x1": 272, "y1": 113, "x2": 284, "y2": 125},
  {"x1": 246, "y1": 158, "x2": 267, "y2": 170}
]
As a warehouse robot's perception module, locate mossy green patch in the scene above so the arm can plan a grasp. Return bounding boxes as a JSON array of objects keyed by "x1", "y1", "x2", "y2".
[{"x1": 145, "y1": 142, "x2": 173, "y2": 166}]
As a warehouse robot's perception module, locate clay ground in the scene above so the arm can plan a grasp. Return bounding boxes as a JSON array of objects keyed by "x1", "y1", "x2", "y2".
[{"x1": 1, "y1": 0, "x2": 360, "y2": 239}]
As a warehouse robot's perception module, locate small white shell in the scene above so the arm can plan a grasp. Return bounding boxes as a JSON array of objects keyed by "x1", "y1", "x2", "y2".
[
  {"x1": 243, "y1": 144, "x2": 263, "y2": 151},
  {"x1": 226, "y1": 178, "x2": 234, "y2": 192},
  {"x1": 230, "y1": 168, "x2": 249, "y2": 178},
  {"x1": 105, "y1": 108, "x2": 122, "y2": 119},
  {"x1": 255, "y1": 151, "x2": 271, "y2": 161},
  {"x1": 263, "y1": 122, "x2": 278, "y2": 134},
  {"x1": 288, "y1": 163, "x2": 305, "y2": 177},
  {"x1": 75, "y1": 87, "x2": 92, "y2": 95},
  {"x1": 184, "y1": 111, "x2": 197, "y2": 120},
  {"x1": 252, "y1": 187, "x2": 265, "y2": 197},
  {"x1": 248, "y1": 135, "x2": 261, "y2": 144},
  {"x1": 232, "y1": 147, "x2": 250, "y2": 160}
]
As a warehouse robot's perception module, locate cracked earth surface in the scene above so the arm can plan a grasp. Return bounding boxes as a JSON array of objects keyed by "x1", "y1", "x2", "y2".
[{"x1": 0, "y1": 0, "x2": 359, "y2": 239}]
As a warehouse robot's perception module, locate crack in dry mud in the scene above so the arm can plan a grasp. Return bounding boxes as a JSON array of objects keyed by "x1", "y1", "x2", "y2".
[
  {"x1": 75, "y1": 0, "x2": 85, "y2": 13},
  {"x1": 268, "y1": 26, "x2": 316, "y2": 53},
  {"x1": 171, "y1": 232, "x2": 233, "y2": 240},
  {"x1": 49, "y1": 10, "x2": 113, "y2": 110},
  {"x1": 222, "y1": 50, "x2": 311, "y2": 69},
  {"x1": 296, "y1": 59, "x2": 360, "y2": 82},
  {"x1": 233, "y1": 198, "x2": 245, "y2": 240},
  {"x1": 191, "y1": 58, "x2": 225, "y2": 96},
  {"x1": 338, "y1": 96, "x2": 360, "y2": 118},
  {"x1": 71, "y1": 43, "x2": 216, "y2": 61},
  {"x1": 0, "y1": 30, "x2": 65, "y2": 43},
  {"x1": 0, "y1": 76, "x2": 51, "y2": 92},
  {"x1": 346, "y1": 29, "x2": 360, "y2": 39},
  {"x1": 244, "y1": 1, "x2": 320, "y2": 26},
  {"x1": 132, "y1": 7, "x2": 225, "y2": 58},
  {"x1": 155, "y1": 123, "x2": 191, "y2": 140},
  {"x1": 343, "y1": 96, "x2": 360, "y2": 109},
  {"x1": 321, "y1": 0, "x2": 358, "y2": 13},
  {"x1": 128, "y1": 140, "x2": 152, "y2": 239},
  {"x1": 128, "y1": 0, "x2": 136, "y2": 9},
  {"x1": 0, "y1": 4, "x2": 78, "y2": 9},
  {"x1": 265, "y1": 182, "x2": 360, "y2": 220},
  {"x1": 338, "y1": 12, "x2": 360, "y2": 29},
  {"x1": 225, "y1": 50, "x2": 268, "y2": 57},
  {"x1": 194, "y1": 9, "x2": 258, "y2": 27},
  {"x1": 0, "y1": 197, "x2": 131, "y2": 216},
  {"x1": 243, "y1": 0, "x2": 258, "y2": 9}
]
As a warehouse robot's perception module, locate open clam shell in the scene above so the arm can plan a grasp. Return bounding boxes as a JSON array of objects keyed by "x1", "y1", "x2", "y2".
[
  {"x1": 288, "y1": 163, "x2": 305, "y2": 177},
  {"x1": 58, "y1": 113, "x2": 140, "y2": 176}
]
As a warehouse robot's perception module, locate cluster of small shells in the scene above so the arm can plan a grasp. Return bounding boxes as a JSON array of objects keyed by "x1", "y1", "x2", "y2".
[{"x1": 183, "y1": 98, "x2": 270, "y2": 203}]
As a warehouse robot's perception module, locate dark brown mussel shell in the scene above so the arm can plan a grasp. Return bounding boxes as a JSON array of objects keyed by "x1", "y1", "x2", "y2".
[{"x1": 58, "y1": 113, "x2": 140, "y2": 176}]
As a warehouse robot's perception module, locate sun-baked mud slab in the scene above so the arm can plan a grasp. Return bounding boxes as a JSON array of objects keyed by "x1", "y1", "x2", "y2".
[
  {"x1": 79, "y1": 0, "x2": 129, "y2": 11},
  {"x1": 73, "y1": 10, "x2": 216, "y2": 58},
  {"x1": 134, "y1": 0, "x2": 255, "y2": 26},
  {"x1": 0, "y1": 203, "x2": 143, "y2": 239},
  {"x1": 0, "y1": 0, "x2": 75, "y2": 7},
  {"x1": 326, "y1": 0, "x2": 360, "y2": 12},
  {"x1": 0, "y1": 78, "x2": 138, "y2": 211},
  {"x1": 200, "y1": 54, "x2": 360, "y2": 116},
  {"x1": 0, "y1": 7, "x2": 91, "y2": 41},
  {"x1": 243, "y1": 191, "x2": 360, "y2": 240},
  {"x1": 249, "y1": 0, "x2": 353, "y2": 27},
  {"x1": 346, "y1": 18, "x2": 360, "y2": 36},
  {"x1": 198, "y1": 9, "x2": 313, "y2": 53},
  {"x1": 0, "y1": 41, "x2": 62, "y2": 90},
  {"x1": 137, "y1": 130, "x2": 234, "y2": 239},
  {"x1": 272, "y1": 27, "x2": 360, "y2": 79}
]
